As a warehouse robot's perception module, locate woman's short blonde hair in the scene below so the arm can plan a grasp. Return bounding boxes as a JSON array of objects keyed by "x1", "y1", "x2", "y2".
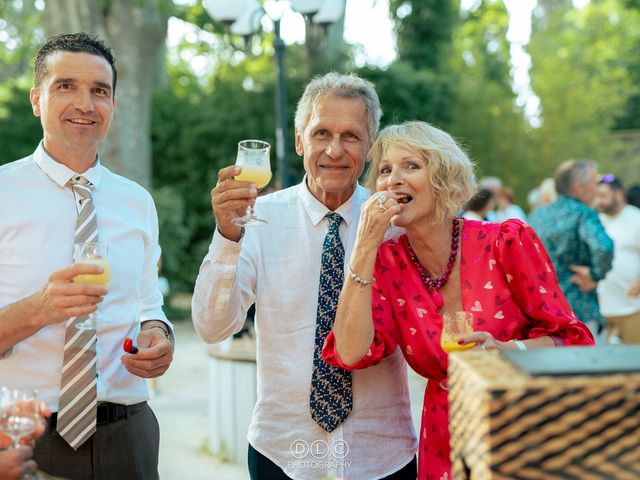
[{"x1": 366, "y1": 121, "x2": 477, "y2": 223}]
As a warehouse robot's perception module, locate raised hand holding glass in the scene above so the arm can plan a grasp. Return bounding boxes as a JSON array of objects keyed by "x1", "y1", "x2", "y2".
[{"x1": 232, "y1": 139, "x2": 272, "y2": 227}]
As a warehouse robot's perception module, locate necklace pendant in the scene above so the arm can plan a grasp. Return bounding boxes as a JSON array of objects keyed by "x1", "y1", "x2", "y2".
[{"x1": 432, "y1": 290, "x2": 444, "y2": 309}]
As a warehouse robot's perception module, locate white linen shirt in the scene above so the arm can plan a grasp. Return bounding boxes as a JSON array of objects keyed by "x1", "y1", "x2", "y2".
[
  {"x1": 192, "y1": 179, "x2": 417, "y2": 480},
  {"x1": 597, "y1": 205, "x2": 640, "y2": 316},
  {"x1": 0, "y1": 143, "x2": 169, "y2": 410}
]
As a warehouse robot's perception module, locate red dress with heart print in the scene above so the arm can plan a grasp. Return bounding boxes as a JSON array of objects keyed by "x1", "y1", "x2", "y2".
[{"x1": 323, "y1": 218, "x2": 594, "y2": 480}]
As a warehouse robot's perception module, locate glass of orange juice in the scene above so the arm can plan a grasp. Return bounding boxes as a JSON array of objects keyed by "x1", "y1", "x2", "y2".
[
  {"x1": 73, "y1": 242, "x2": 111, "y2": 330},
  {"x1": 441, "y1": 311, "x2": 476, "y2": 353},
  {"x1": 232, "y1": 139, "x2": 272, "y2": 227},
  {"x1": 440, "y1": 311, "x2": 476, "y2": 391}
]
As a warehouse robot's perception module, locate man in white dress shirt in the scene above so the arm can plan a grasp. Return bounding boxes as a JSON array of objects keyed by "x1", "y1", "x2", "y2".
[
  {"x1": 192, "y1": 73, "x2": 417, "y2": 480},
  {"x1": 0, "y1": 33, "x2": 173, "y2": 479},
  {"x1": 593, "y1": 174, "x2": 640, "y2": 344}
]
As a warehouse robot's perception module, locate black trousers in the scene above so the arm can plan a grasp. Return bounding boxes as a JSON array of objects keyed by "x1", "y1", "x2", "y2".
[
  {"x1": 34, "y1": 402, "x2": 160, "y2": 480},
  {"x1": 248, "y1": 443, "x2": 417, "y2": 480}
]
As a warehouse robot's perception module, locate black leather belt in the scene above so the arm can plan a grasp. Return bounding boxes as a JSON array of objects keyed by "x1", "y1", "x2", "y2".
[{"x1": 48, "y1": 401, "x2": 147, "y2": 434}]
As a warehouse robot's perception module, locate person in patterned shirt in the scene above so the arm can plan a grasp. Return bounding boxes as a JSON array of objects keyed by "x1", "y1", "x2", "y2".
[
  {"x1": 528, "y1": 159, "x2": 614, "y2": 339},
  {"x1": 322, "y1": 121, "x2": 594, "y2": 480}
]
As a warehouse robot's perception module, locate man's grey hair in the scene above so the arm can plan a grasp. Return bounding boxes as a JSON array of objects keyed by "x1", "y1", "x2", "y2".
[
  {"x1": 554, "y1": 159, "x2": 597, "y2": 196},
  {"x1": 294, "y1": 72, "x2": 382, "y2": 142}
]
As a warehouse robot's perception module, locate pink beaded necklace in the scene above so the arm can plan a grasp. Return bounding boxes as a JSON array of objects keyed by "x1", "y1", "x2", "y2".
[{"x1": 406, "y1": 217, "x2": 460, "y2": 309}]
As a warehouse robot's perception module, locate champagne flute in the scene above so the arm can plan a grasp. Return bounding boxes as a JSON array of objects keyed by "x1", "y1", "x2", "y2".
[
  {"x1": 231, "y1": 139, "x2": 272, "y2": 227},
  {"x1": 0, "y1": 387, "x2": 38, "y2": 449},
  {"x1": 0, "y1": 387, "x2": 40, "y2": 480},
  {"x1": 440, "y1": 311, "x2": 476, "y2": 391},
  {"x1": 73, "y1": 242, "x2": 111, "y2": 330}
]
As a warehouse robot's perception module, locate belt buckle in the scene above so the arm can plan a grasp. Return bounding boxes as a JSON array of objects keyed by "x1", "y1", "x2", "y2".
[{"x1": 97, "y1": 402, "x2": 117, "y2": 425}]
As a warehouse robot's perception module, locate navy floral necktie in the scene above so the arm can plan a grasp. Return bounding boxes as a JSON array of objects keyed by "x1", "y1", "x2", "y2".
[{"x1": 310, "y1": 212, "x2": 353, "y2": 432}]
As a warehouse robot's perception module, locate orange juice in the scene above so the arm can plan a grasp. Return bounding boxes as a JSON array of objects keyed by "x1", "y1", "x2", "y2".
[
  {"x1": 441, "y1": 335, "x2": 476, "y2": 353},
  {"x1": 441, "y1": 311, "x2": 476, "y2": 353},
  {"x1": 74, "y1": 258, "x2": 111, "y2": 286},
  {"x1": 236, "y1": 165, "x2": 272, "y2": 188}
]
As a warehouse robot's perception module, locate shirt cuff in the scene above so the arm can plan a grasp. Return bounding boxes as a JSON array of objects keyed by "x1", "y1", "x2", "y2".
[
  {"x1": 142, "y1": 320, "x2": 175, "y2": 348},
  {"x1": 209, "y1": 228, "x2": 243, "y2": 262}
]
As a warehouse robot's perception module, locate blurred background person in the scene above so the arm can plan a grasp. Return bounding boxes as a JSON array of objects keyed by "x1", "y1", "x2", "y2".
[
  {"x1": 494, "y1": 186, "x2": 527, "y2": 222},
  {"x1": 527, "y1": 177, "x2": 557, "y2": 213},
  {"x1": 539, "y1": 177, "x2": 558, "y2": 206},
  {"x1": 478, "y1": 176, "x2": 502, "y2": 221},
  {"x1": 527, "y1": 186, "x2": 541, "y2": 212},
  {"x1": 462, "y1": 188, "x2": 495, "y2": 220},
  {"x1": 529, "y1": 159, "x2": 613, "y2": 340},
  {"x1": 593, "y1": 174, "x2": 640, "y2": 344},
  {"x1": 527, "y1": 178, "x2": 557, "y2": 213},
  {"x1": 478, "y1": 176, "x2": 502, "y2": 193}
]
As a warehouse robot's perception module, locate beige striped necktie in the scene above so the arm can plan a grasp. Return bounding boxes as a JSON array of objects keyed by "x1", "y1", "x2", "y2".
[{"x1": 57, "y1": 175, "x2": 98, "y2": 450}]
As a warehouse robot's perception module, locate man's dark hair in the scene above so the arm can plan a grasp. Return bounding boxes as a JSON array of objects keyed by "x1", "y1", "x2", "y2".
[
  {"x1": 465, "y1": 188, "x2": 494, "y2": 213},
  {"x1": 34, "y1": 32, "x2": 117, "y2": 94}
]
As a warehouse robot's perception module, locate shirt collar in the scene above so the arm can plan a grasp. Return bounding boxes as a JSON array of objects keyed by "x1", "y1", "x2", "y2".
[
  {"x1": 296, "y1": 174, "x2": 368, "y2": 227},
  {"x1": 33, "y1": 141, "x2": 102, "y2": 188}
]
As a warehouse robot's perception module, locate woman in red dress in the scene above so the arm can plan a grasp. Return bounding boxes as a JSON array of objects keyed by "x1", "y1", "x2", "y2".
[{"x1": 322, "y1": 121, "x2": 594, "y2": 480}]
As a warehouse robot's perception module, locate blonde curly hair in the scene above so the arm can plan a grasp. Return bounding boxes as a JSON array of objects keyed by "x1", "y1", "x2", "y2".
[{"x1": 366, "y1": 121, "x2": 477, "y2": 224}]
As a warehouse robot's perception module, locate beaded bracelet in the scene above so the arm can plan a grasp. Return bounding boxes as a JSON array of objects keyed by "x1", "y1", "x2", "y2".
[{"x1": 347, "y1": 264, "x2": 376, "y2": 286}]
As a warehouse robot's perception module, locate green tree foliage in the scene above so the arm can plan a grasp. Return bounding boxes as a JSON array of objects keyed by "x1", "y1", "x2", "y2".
[
  {"x1": 371, "y1": 0, "x2": 459, "y2": 128},
  {"x1": 390, "y1": 0, "x2": 457, "y2": 71},
  {"x1": 528, "y1": 0, "x2": 640, "y2": 179},
  {"x1": 151, "y1": 185, "x2": 190, "y2": 297},
  {"x1": 613, "y1": 0, "x2": 640, "y2": 129},
  {"x1": 447, "y1": 0, "x2": 533, "y2": 193},
  {"x1": 0, "y1": 0, "x2": 43, "y2": 165},
  {"x1": 0, "y1": 0, "x2": 42, "y2": 84},
  {"x1": 0, "y1": 82, "x2": 41, "y2": 165},
  {"x1": 4, "y1": 0, "x2": 640, "y2": 290},
  {"x1": 357, "y1": 62, "x2": 452, "y2": 127}
]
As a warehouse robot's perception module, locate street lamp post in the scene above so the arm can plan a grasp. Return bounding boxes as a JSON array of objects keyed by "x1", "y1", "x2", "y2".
[
  {"x1": 273, "y1": 16, "x2": 288, "y2": 189},
  {"x1": 203, "y1": 0, "x2": 344, "y2": 189}
]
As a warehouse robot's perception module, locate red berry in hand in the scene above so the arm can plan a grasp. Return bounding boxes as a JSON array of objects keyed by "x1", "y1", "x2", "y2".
[{"x1": 123, "y1": 338, "x2": 138, "y2": 354}]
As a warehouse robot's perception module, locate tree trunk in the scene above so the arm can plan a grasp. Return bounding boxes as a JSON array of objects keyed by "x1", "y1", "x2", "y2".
[{"x1": 42, "y1": 0, "x2": 169, "y2": 188}]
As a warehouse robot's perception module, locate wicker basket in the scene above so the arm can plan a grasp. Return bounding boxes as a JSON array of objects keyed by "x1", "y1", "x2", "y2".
[{"x1": 448, "y1": 347, "x2": 640, "y2": 479}]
